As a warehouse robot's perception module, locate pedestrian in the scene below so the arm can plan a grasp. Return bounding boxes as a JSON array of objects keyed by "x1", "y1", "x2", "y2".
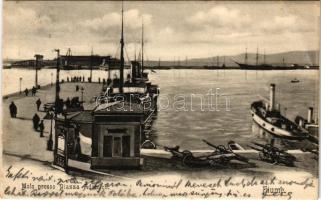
[
  {"x1": 39, "y1": 120, "x2": 44, "y2": 137},
  {"x1": 32, "y1": 113, "x2": 40, "y2": 130},
  {"x1": 65, "y1": 97, "x2": 71, "y2": 108},
  {"x1": 36, "y1": 98, "x2": 42, "y2": 111},
  {"x1": 31, "y1": 86, "x2": 37, "y2": 96},
  {"x1": 24, "y1": 88, "x2": 29, "y2": 96},
  {"x1": 9, "y1": 101, "x2": 17, "y2": 118},
  {"x1": 73, "y1": 136, "x2": 81, "y2": 159}
]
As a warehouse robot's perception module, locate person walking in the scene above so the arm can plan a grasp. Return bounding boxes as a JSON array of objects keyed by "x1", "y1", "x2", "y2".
[
  {"x1": 32, "y1": 113, "x2": 40, "y2": 130},
  {"x1": 65, "y1": 97, "x2": 71, "y2": 109},
  {"x1": 24, "y1": 88, "x2": 29, "y2": 96},
  {"x1": 38, "y1": 120, "x2": 44, "y2": 137},
  {"x1": 36, "y1": 98, "x2": 42, "y2": 111},
  {"x1": 9, "y1": 102, "x2": 17, "y2": 118},
  {"x1": 31, "y1": 86, "x2": 36, "y2": 96}
]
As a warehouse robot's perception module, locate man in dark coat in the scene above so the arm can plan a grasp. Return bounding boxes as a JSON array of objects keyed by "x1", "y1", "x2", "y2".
[
  {"x1": 9, "y1": 102, "x2": 17, "y2": 118},
  {"x1": 39, "y1": 120, "x2": 44, "y2": 137},
  {"x1": 24, "y1": 88, "x2": 29, "y2": 96},
  {"x1": 31, "y1": 86, "x2": 36, "y2": 96},
  {"x1": 36, "y1": 98, "x2": 42, "y2": 111},
  {"x1": 32, "y1": 113, "x2": 40, "y2": 130},
  {"x1": 65, "y1": 97, "x2": 71, "y2": 109}
]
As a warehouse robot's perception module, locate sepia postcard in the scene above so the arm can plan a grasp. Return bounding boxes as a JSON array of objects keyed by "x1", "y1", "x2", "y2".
[{"x1": 1, "y1": 0, "x2": 320, "y2": 199}]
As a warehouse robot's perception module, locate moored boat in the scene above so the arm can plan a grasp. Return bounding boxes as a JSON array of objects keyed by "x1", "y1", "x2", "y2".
[
  {"x1": 291, "y1": 78, "x2": 300, "y2": 83},
  {"x1": 251, "y1": 84, "x2": 309, "y2": 140}
]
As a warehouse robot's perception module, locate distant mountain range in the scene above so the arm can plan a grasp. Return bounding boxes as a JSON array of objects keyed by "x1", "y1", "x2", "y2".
[
  {"x1": 144, "y1": 50, "x2": 319, "y2": 67},
  {"x1": 4, "y1": 50, "x2": 319, "y2": 68}
]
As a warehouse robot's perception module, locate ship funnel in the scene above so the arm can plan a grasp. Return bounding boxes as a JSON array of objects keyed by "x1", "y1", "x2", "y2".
[
  {"x1": 269, "y1": 84, "x2": 275, "y2": 111},
  {"x1": 308, "y1": 107, "x2": 313, "y2": 123}
]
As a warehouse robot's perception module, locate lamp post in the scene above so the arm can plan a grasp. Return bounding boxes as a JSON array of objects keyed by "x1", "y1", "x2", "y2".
[
  {"x1": 19, "y1": 77, "x2": 22, "y2": 94},
  {"x1": 34, "y1": 54, "x2": 43, "y2": 88},
  {"x1": 54, "y1": 49, "x2": 60, "y2": 117},
  {"x1": 48, "y1": 49, "x2": 60, "y2": 152},
  {"x1": 46, "y1": 111, "x2": 54, "y2": 151}
]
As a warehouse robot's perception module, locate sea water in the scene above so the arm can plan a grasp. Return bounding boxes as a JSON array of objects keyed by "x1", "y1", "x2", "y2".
[{"x1": 2, "y1": 68, "x2": 319, "y2": 149}]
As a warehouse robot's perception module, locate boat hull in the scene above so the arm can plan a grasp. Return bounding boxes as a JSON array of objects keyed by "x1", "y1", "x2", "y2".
[
  {"x1": 251, "y1": 110, "x2": 307, "y2": 140},
  {"x1": 236, "y1": 62, "x2": 294, "y2": 70}
]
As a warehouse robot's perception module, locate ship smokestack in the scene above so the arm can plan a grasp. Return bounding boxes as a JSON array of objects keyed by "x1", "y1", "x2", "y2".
[
  {"x1": 308, "y1": 107, "x2": 313, "y2": 123},
  {"x1": 269, "y1": 84, "x2": 275, "y2": 111}
]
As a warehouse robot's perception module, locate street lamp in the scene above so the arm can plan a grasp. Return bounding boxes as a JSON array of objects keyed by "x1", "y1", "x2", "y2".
[
  {"x1": 46, "y1": 111, "x2": 54, "y2": 151},
  {"x1": 19, "y1": 77, "x2": 22, "y2": 94}
]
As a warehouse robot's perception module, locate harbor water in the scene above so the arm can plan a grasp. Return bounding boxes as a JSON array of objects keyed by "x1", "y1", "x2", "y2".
[{"x1": 3, "y1": 68, "x2": 319, "y2": 149}]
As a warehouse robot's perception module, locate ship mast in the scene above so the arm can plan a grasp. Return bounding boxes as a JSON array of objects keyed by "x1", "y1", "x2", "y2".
[
  {"x1": 141, "y1": 18, "x2": 144, "y2": 75},
  {"x1": 134, "y1": 43, "x2": 136, "y2": 62},
  {"x1": 217, "y1": 55, "x2": 219, "y2": 67},
  {"x1": 256, "y1": 46, "x2": 259, "y2": 66},
  {"x1": 223, "y1": 56, "x2": 226, "y2": 67},
  {"x1": 90, "y1": 47, "x2": 93, "y2": 82},
  {"x1": 119, "y1": 2, "x2": 124, "y2": 93},
  {"x1": 245, "y1": 48, "x2": 248, "y2": 65}
]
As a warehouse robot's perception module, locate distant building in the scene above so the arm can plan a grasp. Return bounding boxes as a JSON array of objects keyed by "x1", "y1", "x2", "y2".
[
  {"x1": 60, "y1": 55, "x2": 122, "y2": 70},
  {"x1": 11, "y1": 59, "x2": 56, "y2": 68}
]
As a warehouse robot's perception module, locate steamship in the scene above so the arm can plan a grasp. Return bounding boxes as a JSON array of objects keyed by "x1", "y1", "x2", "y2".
[{"x1": 251, "y1": 84, "x2": 309, "y2": 140}]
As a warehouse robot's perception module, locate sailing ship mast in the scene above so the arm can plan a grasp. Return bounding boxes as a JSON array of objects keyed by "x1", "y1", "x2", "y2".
[
  {"x1": 244, "y1": 48, "x2": 248, "y2": 65},
  {"x1": 134, "y1": 43, "x2": 137, "y2": 62},
  {"x1": 217, "y1": 55, "x2": 219, "y2": 67},
  {"x1": 141, "y1": 18, "x2": 144, "y2": 75},
  {"x1": 223, "y1": 56, "x2": 226, "y2": 67},
  {"x1": 256, "y1": 47, "x2": 259, "y2": 66},
  {"x1": 119, "y1": 2, "x2": 125, "y2": 93},
  {"x1": 90, "y1": 47, "x2": 93, "y2": 82}
]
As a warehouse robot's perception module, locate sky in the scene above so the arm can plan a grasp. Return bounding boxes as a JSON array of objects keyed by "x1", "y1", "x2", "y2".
[{"x1": 3, "y1": 1, "x2": 320, "y2": 60}]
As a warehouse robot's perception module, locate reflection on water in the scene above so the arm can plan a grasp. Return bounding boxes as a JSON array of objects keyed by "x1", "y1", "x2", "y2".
[{"x1": 3, "y1": 68, "x2": 319, "y2": 149}]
